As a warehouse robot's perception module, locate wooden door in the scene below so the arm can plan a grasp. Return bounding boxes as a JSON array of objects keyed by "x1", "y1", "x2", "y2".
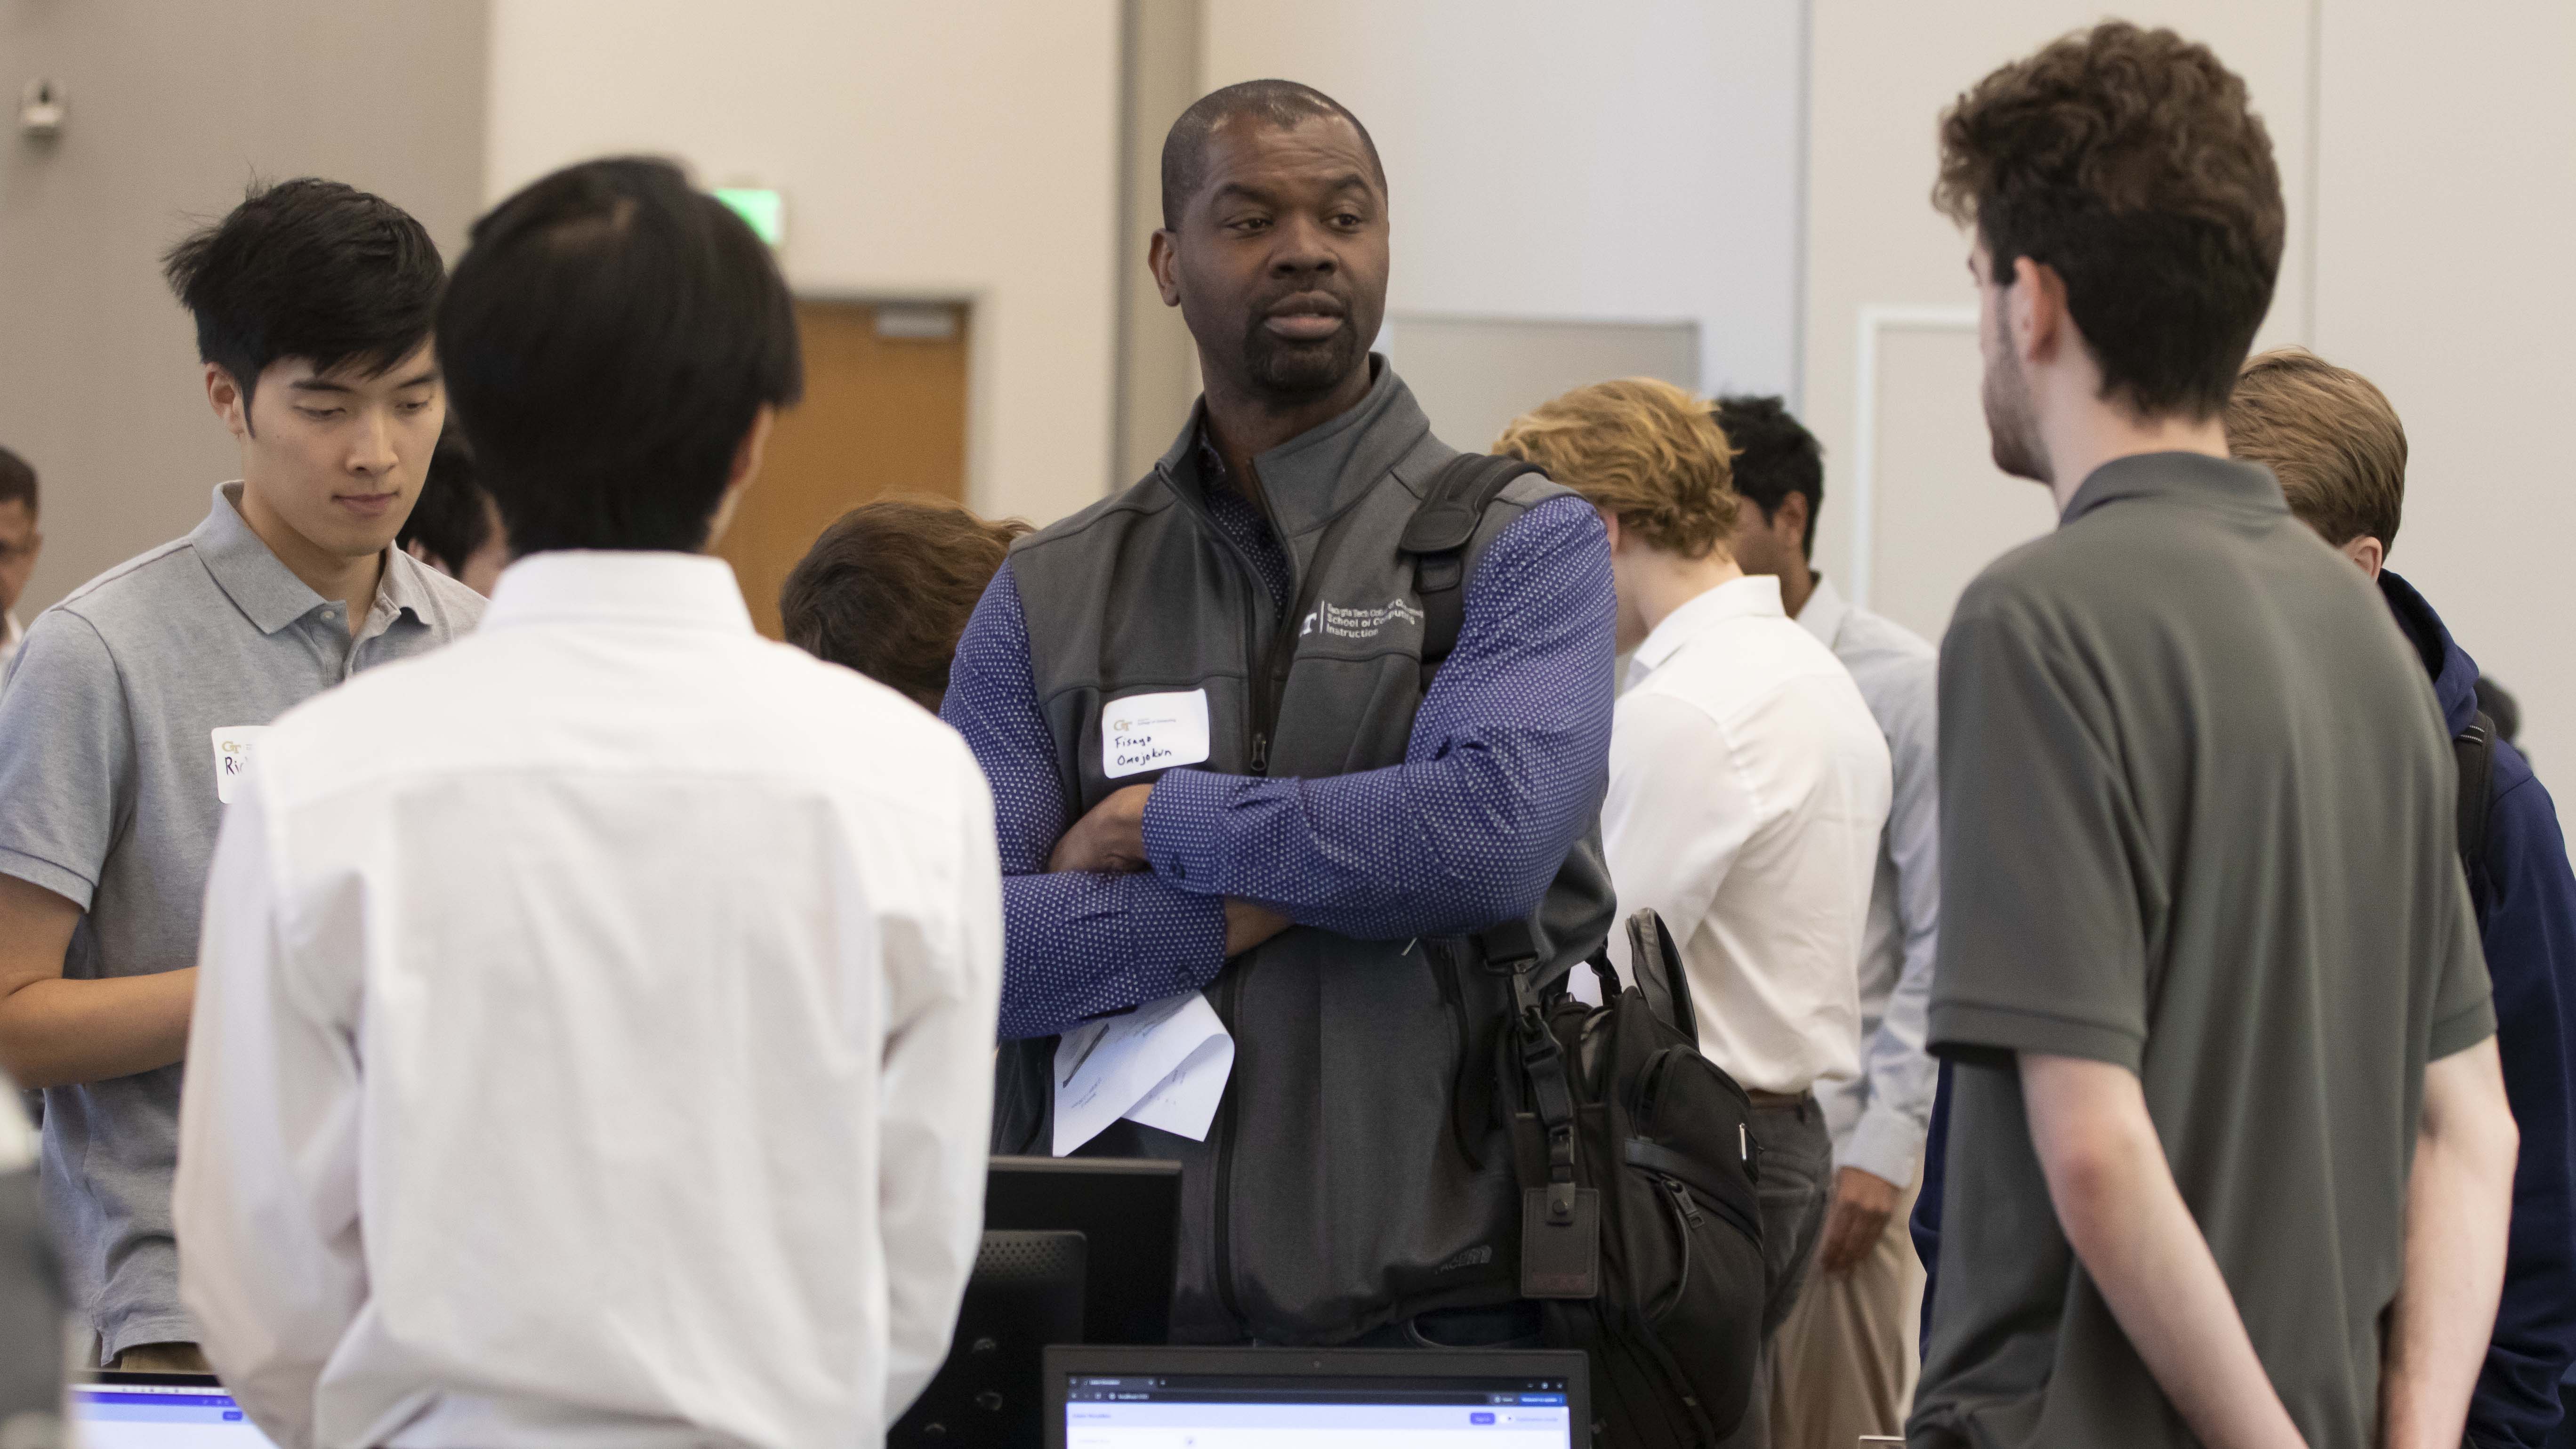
[{"x1": 718, "y1": 300, "x2": 971, "y2": 638}]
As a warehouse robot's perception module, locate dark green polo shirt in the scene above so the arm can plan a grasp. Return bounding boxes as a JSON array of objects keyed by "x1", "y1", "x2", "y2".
[{"x1": 1909, "y1": 453, "x2": 2494, "y2": 1449}]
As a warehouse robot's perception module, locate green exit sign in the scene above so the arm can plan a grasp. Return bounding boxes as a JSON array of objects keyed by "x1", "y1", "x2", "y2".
[{"x1": 714, "y1": 188, "x2": 784, "y2": 247}]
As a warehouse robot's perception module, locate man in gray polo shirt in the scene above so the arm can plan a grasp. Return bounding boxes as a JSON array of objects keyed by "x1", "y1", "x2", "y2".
[
  {"x1": 0, "y1": 179, "x2": 479, "y2": 1368},
  {"x1": 1909, "y1": 24, "x2": 2520, "y2": 1449}
]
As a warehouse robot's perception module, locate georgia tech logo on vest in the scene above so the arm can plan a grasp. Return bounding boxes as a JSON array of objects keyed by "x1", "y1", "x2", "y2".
[{"x1": 1300, "y1": 598, "x2": 1427, "y2": 641}]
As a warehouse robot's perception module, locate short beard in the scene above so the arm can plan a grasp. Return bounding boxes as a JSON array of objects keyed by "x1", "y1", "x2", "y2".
[
  {"x1": 1982, "y1": 314, "x2": 2048, "y2": 484},
  {"x1": 1240, "y1": 323, "x2": 1366, "y2": 404}
]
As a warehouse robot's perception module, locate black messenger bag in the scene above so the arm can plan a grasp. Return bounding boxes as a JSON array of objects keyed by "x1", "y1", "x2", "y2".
[{"x1": 1496, "y1": 909, "x2": 1768, "y2": 1448}]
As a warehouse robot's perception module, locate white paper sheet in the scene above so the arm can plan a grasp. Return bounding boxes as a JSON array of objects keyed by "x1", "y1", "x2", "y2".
[{"x1": 1052, "y1": 990, "x2": 1235, "y2": 1156}]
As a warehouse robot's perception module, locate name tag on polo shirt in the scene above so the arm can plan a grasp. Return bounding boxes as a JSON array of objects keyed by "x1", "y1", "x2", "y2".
[
  {"x1": 1102, "y1": 689, "x2": 1210, "y2": 780},
  {"x1": 209, "y1": 725, "x2": 269, "y2": 805}
]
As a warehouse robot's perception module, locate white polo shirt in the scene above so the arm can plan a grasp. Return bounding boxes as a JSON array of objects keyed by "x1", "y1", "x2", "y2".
[{"x1": 1602, "y1": 573, "x2": 1892, "y2": 1095}]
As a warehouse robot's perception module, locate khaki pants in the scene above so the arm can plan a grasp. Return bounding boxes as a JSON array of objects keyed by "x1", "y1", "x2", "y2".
[{"x1": 1767, "y1": 1158, "x2": 1925, "y2": 1449}]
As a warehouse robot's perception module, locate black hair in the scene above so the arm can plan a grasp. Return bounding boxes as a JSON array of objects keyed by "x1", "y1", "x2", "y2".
[
  {"x1": 1713, "y1": 395, "x2": 1824, "y2": 559},
  {"x1": 161, "y1": 178, "x2": 443, "y2": 417},
  {"x1": 0, "y1": 447, "x2": 33, "y2": 515},
  {"x1": 439, "y1": 157, "x2": 804, "y2": 555},
  {"x1": 1161, "y1": 80, "x2": 1386, "y2": 230},
  {"x1": 396, "y1": 428, "x2": 493, "y2": 574}
]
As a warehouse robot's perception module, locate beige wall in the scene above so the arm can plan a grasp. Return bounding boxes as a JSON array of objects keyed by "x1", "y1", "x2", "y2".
[
  {"x1": 1201, "y1": 0, "x2": 1807, "y2": 428},
  {"x1": 485, "y1": 0, "x2": 1123, "y2": 527},
  {"x1": 0, "y1": 0, "x2": 488, "y2": 618},
  {"x1": 2310, "y1": 0, "x2": 2576, "y2": 770}
]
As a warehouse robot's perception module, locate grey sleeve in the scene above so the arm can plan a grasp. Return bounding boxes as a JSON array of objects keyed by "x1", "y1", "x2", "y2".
[
  {"x1": 0, "y1": 611, "x2": 134, "y2": 910},
  {"x1": 1927, "y1": 606, "x2": 2154, "y2": 1071}
]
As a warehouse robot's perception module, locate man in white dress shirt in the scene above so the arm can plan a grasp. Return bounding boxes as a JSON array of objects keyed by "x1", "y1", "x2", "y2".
[
  {"x1": 1715, "y1": 395, "x2": 1941, "y2": 1449},
  {"x1": 176, "y1": 158, "x2": 1004, "y2": 1449},
  {"x1": 1497, "y1": 379, "x2": 1891, "y2": 1449}
]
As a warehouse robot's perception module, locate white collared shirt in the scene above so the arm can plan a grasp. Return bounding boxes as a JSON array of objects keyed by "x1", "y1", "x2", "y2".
[
  {"x1": 1603, "y1": 574, "x2": 1892, "y2": 1095},
  {"x1": 1797, "y1": 577, "x2": 1944, "y2": 1188},
  {"x1": 0, "y1": 610, "x2": 21, "y2": 698},
  {"x1": 176, "y1": 551, "x2": 1003, "y2": 1449}
]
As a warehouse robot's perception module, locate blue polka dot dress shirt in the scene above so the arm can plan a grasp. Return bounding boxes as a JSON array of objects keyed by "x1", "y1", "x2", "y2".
[{"x1": 942, "y1": 476, "x2": 1614, "y2": 1042}]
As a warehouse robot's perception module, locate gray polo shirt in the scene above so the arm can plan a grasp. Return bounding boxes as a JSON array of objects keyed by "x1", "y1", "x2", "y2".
[
  {"x1": 1908, "y1": 453, "x2": 2493, "y2": 1449},
  {"x1": 0, "y1": 482, "x2": 482, "y2": 1357}
]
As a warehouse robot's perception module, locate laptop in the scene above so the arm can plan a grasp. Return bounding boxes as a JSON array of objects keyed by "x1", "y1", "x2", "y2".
[
  {"x1": 1046, "y1": 1344, "x2": 1590, "y2": 1448},
  {"x1": 71, "y1": 1373, "x2": 278, "y2": 1447}
]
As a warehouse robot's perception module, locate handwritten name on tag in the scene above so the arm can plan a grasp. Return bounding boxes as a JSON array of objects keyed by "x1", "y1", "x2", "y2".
[
  {"x1": 1102, "y1": 689, "x2": 1210, "y2": 780},
  {"x1": 209, "y1": 725, "x2": 270, "y2": 805}
]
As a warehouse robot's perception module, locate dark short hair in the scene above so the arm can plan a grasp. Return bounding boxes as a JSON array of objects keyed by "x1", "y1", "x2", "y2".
[
  {"x1": 2226, "y1": 348, "x2": 2406, "y2": 552},
  {"x1": 0, "y1": 447, "x2": 33, "y2": 515},
  {"x1": 1713, "y1": 395, "x2": 1823, "y2": 559},
  {"x1": 1161, "y1": 80, "x2": 1385, "y2": 230},
  {"x1": 781, "y1": 498, "x2": 1030, "y2": 711},
  {"x1": 162, "y1": 178, "x2": 443, "y2": 416},
  {"x1": 439, "y1": 157, "x2": 803, "y2": 555},
  {"x1": 396, "y1": 428, "x2": 495, "y2": 574},
  {"x1": 1935, "y1": 22, "x2": 2285, "y2": 420}
]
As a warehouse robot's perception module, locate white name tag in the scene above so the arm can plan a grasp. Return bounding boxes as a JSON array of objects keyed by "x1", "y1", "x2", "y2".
[
  {"x1": 209, "y1": 725, "x2": 269, "y2": 805},
  {"x1": 1102, "y1": 689, "x2": 1210, "y2": 780}
]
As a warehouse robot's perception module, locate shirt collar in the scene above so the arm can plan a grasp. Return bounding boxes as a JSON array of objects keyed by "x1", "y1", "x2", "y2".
[
  {"x1": 374, "y1": 548, "x2": 442, "y2": 628},
  {"x1": 192, "y1": 482, "x2": 335, "y2": 635},
  {"x1": 1795, "y1": 573, "x2": 1848, "y2": 651},
  {"x1": 1630, "y1": 572, "x2": 1786, "y2": 677},
  {"x1": 482, "y1": 550, "x2": 756, "y2": 635},
  {"x1": 2, "y1": 612, "x2": 19, "y2": 648},
  {"x1": 2060, "y1": 451, "x2": 2288, "y2": 527}
]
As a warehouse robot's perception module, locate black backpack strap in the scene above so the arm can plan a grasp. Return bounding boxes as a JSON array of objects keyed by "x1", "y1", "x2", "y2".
[
  {"x1": 2457, "y1": 711, "x2": 2498, "y2": 919},
  {"x1": 1401, "y1": 454, "x2": 1546, "y2": 691}
]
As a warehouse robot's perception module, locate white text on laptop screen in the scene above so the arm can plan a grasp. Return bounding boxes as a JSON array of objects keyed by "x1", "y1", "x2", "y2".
[
  {"x1": 1063, "y1": 1372, "x2": 1574, "y2": 1449},
  {"x1": 71, "y1": 1382, "x2": 280, "y2": 1449}
]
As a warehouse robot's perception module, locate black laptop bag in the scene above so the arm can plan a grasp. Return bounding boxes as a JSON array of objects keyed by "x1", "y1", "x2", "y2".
[{"x1": 1492, "y1": 908, "x2": 1768, "y2": 1447}]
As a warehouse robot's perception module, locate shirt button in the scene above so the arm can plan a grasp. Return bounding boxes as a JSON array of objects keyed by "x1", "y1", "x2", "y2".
[{"x1": 1170, "y1": 860, "x2": 1187, "y2": 880}]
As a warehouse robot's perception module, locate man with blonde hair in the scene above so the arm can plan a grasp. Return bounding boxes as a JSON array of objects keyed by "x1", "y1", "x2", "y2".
[
  {"x1": 2228, "y1": 347, "x2": 2576, "y2": 1449},
  {"x1": 1497, "y1": 378, "x2": 1891, "y2": 1449}
]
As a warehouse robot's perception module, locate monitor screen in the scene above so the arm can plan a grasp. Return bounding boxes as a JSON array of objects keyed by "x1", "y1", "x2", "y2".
[
  {"x1": 1063, "y1": 1369, "x2": 1576, "y2": 1448},
  {"x1": 70, "y1": 1379, "x2": 279, "y2": 1448}
]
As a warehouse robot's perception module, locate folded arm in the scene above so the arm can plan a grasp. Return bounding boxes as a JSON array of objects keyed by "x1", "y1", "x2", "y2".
[
  {"x1": 173, "y1": 788, "x2": 364, "y2": 1449},
  {"x1": 2382, "y1": 1038, "x2": 2519, "y2": 1449},
  {"x1": 941, "y1": 566, "x2": 1230, "y2": 1041},
  {"x1": 1139, "y1": 495, "x2": 1615, "y2": 938},
  {"x1": 2021, "y1": 1052, "x2": 2309, "y2": 1449}
]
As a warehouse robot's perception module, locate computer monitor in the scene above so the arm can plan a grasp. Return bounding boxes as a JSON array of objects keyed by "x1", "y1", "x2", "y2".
[
  {"x1": 890, "y1": 1229, "x2": 1088, "y2": 1449},
  {"x1": 984, "y1": 1156, "x2": 1180, "y2": 1345},
  {"x1": 71, "y1": 1373, "x2": 279, "y2": 1447},
  {"x1": 1045, "y1": 1345, "x2": 1591, "y2": 1449}
]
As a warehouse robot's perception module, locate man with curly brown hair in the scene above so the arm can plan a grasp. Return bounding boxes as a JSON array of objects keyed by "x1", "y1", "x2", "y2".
[{"x1": 1908, "y1": 22, "x2": 2520, "y2": 1449}]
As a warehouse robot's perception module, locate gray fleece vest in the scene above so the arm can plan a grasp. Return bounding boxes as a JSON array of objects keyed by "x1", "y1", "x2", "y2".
[{"x1": 991, "y1": 364, "x2": 1615, "y2": 1344}]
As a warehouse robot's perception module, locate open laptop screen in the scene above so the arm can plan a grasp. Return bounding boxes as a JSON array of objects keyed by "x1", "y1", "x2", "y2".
[
  {"x1": 70, "y1": 1377, "x2": 279, "y2": 1447},
  {"x1": 1063, "y1": 1367, "x2": 1578, "y2": 1448}
]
